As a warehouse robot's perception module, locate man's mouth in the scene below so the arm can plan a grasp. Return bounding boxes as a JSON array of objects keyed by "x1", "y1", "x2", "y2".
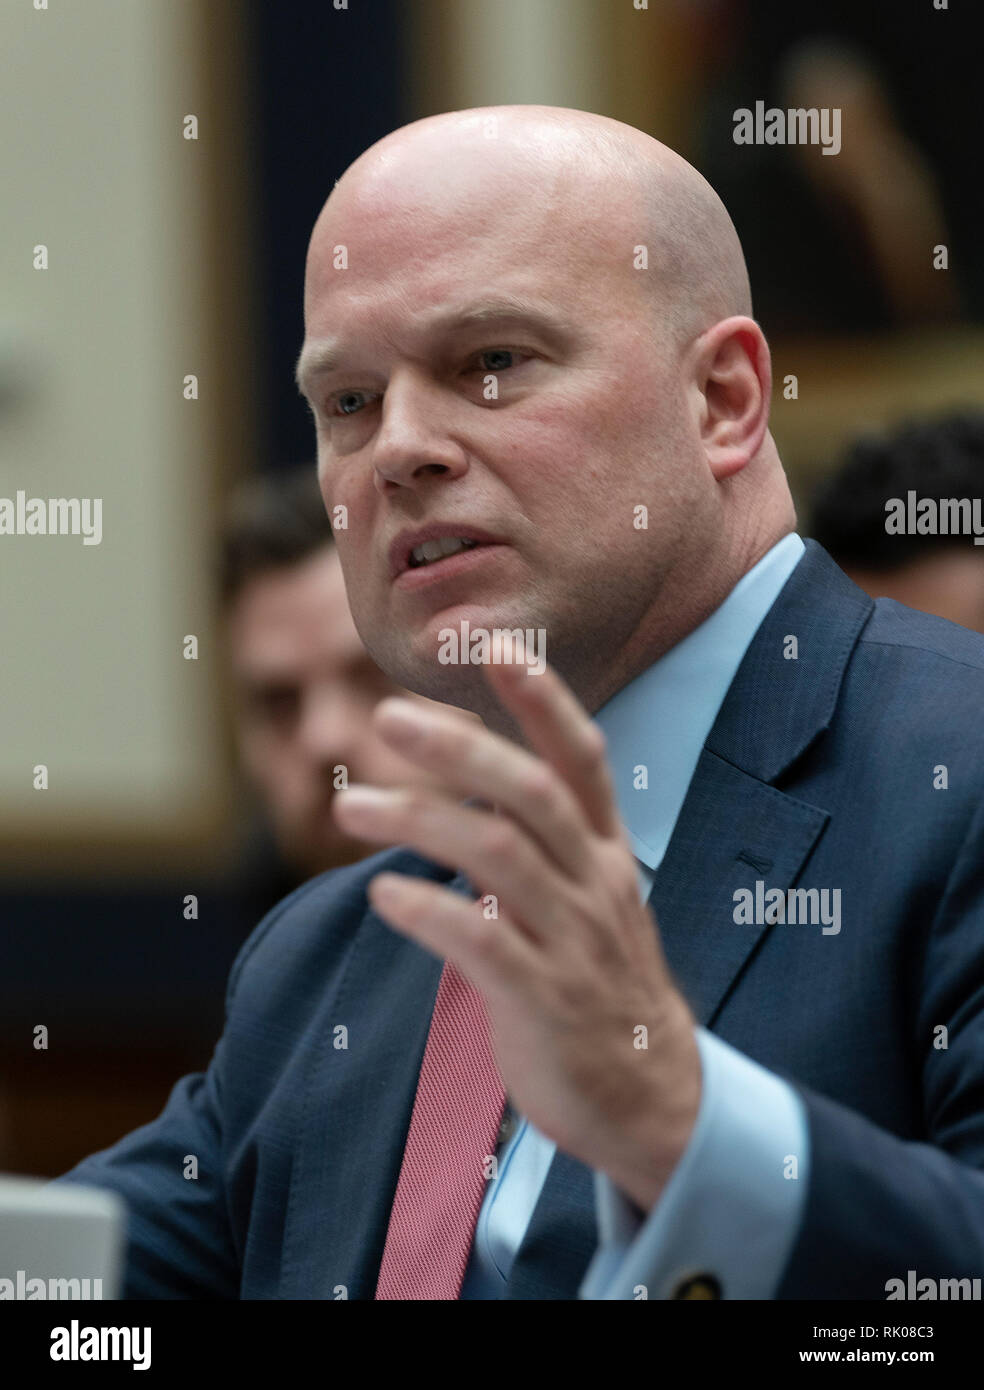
[
  {"x1": 407, "y1": 537, "x2": 481, "y2": 569},
  {"x1": 388, "y1": 524, "x2": 507, "y2": 581}
]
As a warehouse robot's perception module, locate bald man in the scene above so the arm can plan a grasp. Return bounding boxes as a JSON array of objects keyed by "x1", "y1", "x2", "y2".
[{"x1": 54, "y1": 107, "x2": 984, "y2": 1302}]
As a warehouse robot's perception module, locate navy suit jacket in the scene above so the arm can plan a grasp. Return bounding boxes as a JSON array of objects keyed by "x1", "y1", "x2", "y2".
[{"x1": 54, "y1": 541, "x2": 984, "y2": 1298}]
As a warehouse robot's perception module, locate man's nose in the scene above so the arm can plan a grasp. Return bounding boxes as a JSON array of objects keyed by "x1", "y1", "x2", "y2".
[{"x1": 371, "y1": 370, "x2": 468, "y2": 492}]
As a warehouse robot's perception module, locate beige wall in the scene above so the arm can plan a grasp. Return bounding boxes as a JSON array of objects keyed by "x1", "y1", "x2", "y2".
[{"x1": 0, "y1": 0, "x2": 252, "y2": 872}]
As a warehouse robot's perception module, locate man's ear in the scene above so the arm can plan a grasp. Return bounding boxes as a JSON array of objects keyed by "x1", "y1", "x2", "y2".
[{"x1": 691, "y1": 316, "x2": 771, "y2": 481}]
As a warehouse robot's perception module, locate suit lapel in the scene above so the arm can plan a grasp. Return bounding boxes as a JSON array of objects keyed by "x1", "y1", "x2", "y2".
[
  {"x1": 703, "y1": 539, "x2": 873, "y2": 783},
  {"x1": 649, "y1": 749, "x2": 829, "y2": 1025},
  {"x1": 648, "y1": 541, "x2": 872, "y2": 1024}
]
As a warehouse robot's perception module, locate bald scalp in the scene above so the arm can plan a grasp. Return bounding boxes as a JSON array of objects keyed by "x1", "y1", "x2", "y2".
[{"x1": 320, "y1": 104, "x2": 753, "y2": 352}]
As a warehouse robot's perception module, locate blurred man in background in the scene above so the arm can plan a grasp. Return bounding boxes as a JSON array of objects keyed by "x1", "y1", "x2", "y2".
[
  {"x1": 220, "y1": 467, "x2": 457, "y2": 917},
  {"x1": 811, "y1": 412, "x2": 984, "y2": 633}
]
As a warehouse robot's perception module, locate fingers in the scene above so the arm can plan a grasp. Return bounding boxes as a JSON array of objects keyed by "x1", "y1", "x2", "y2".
[
  {"x1": 481, "y1": 661, "x2": 622, "y2": 840},
  {"x1": 371, "y1": 659, "x2": 622, "y2": 860},
  {"x1": 366, "y1": 871, "x2": 539, "y2": 995},
  {"x1": 371, "y1": 696, "x2": 594, "y2": 881},
  {"x1": 335, "y1": 786, "x2": 574, "y2": 942}
]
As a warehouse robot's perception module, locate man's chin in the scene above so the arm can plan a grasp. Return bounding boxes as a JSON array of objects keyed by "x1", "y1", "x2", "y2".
[{"x1": 398, "y1": 656, "x2": 493, "y2": 713}]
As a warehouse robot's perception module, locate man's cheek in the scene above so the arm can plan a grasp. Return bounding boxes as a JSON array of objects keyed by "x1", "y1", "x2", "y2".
[
  {"x1": 241, "y1": 737, "x2": 278, "y2": 792},
  {"x1": 272, "y1": 770, "x2": 317, "y2": 824},
  {"x1": 333, "y1": 534, "x2": 371, "y2": 595},
  {"x1": 249, "y1": 740, "x2": 303, "y2": 797}
]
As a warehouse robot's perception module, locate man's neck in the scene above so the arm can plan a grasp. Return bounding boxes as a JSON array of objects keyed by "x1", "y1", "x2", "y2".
[
  {"x1": 457, "y1": 523, "x2": 797, "y2": 743},
  {"x1": 572, "y1": 528, "x2": 791, "y2": 718}
]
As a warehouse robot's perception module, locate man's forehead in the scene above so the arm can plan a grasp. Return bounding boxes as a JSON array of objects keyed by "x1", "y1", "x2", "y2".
[
  {"x1": 231, "y1": 555, "x2": 363, "y2": 663},
  {"x1": 297, "y1": 118, "x2": 660, "y2": 388},
  {"x1": 306, "y1": 190, "x2": 557, "y2": 316},
  {"x1": 234, "y1": 548, "x2": 346, "y2": 623},
  {"x1": 298, "y1": 198, "x2": 637, "y2": 388},
  {"x1": 305, "y1": 125, "x2": 630, "y2": 299}
]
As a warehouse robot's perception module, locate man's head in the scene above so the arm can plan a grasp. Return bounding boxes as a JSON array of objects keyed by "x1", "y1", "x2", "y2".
[
  {"x1": 220, "y1": 468, "x2": 453, "y2": 878},
  {"x1": 811, "y1": 412, "x2": 984, "y2": 633},
  {"x1": 296, "y1": 106, "x2": 796, "y2": 729}
]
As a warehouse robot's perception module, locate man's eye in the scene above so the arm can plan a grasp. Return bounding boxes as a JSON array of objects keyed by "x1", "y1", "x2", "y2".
[
  {"x1": 249, "y1": 686, "x2": 300, "y2": 725},
  {"x1": 329, "y1": 390, "x2": 372, "y2": 417},
  {"x1": 324, "y1": 352, "x2": 525, "y2": 415},
  {"x1": 476, "y1": 348, "x2": 522, "y2": 372}
]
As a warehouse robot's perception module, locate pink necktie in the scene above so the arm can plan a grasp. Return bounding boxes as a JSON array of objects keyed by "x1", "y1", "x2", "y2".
[{"x1": 375, "y1": 958, "x2": 507, "y2": 1299}]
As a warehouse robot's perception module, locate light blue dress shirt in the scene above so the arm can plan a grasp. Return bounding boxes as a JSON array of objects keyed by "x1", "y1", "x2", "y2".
[{"x1": 459, "y1": 532, "x2": 810, "y2": 1299}]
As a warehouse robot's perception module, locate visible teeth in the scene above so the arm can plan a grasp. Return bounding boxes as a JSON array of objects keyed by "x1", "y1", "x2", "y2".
[{"x1": 409, "y1": 537, "x2": 477, "y2": 567}]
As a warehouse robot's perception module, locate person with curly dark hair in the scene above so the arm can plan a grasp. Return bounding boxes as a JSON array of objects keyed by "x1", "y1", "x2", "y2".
[{"x1": 811, "y1": 412, "x2": 984, "y2": 632}]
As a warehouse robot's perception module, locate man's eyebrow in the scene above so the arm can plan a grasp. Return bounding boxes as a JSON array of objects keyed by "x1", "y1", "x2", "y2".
[
  {"x1": 295, "y1": 340, "x2": 343, "y2": 395},
  {"x1": 294, "y1": 297, "x2": 564, "y2": 396},
  {"x1": 443, "y1": 298, "x2": 564, "y2": 332}
]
